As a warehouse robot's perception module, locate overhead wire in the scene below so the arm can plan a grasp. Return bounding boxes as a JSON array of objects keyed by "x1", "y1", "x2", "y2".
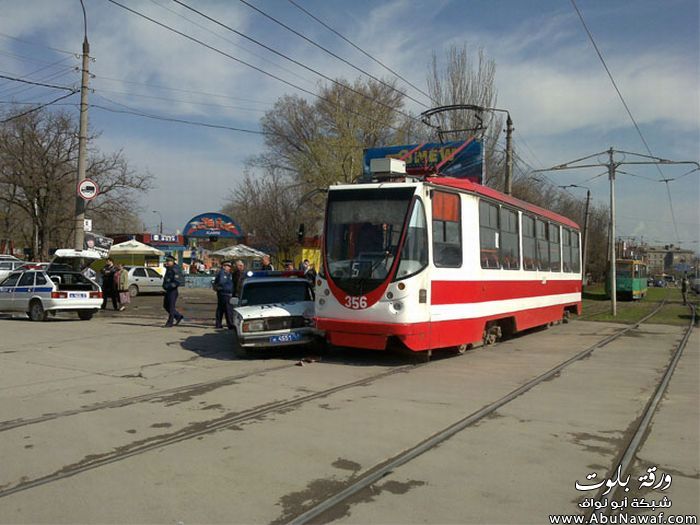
[
  {"x1": 0, "y1": 32, "x2": 76, "y2": 56},
  {"x1": 92, "y1": 93, "x2": 265, "y2": 134},
  {"x1": 570, "y1": 0, "x2": 682, "y2": 244},
  {"x1": 92, "y1": 74, "x2": 272, "y2": 105},
  {"x1": 146, "y1": 0, "x2": 316, "y2": 88},
  {"x1": 231, "y1": 0, "x2": 430, "y2": 109},
  {"x1": 168, "y1": 0, "x2": 426, "y2": 126},
  {"x1": 0, "y1": 91, "x2": 78, "y2": 123},
  {"x1": 105, "y1": 0, "x2": 408, "y2": 134},
  {"x1": 285, "y1": 0, "x2": 435, "y2": 104}
]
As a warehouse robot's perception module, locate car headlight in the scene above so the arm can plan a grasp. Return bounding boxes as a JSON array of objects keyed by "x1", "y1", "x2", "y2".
[{"x1": 242, "y1": 320, "x2": 265, "y2": 332}]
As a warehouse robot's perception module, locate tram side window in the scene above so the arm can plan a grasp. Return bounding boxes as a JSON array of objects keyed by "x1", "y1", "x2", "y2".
[
  {"x1": 432, "y1": 191, "x2": 462, "y2": 268},
  {"x1": 549, "y1": 224, "x2": 561, "y2": 272},
  {"x1": 522, "y1": 215, "x2": 537, "y2": 271},
  {"x1": 562, "y1": 228, "x2": 572, "y2": 272},
  {"x1": 571, "y1": 231, "x2": 581, "y2": 273},
  {"x1": 479, "y1": 201, "x2": 500, "y2": 269},
  {"x1": 536, "y1": 219, "x2": 549, "y2": 270},
  {"x1": 500, "y1": 208, "x2": 519, "y2": 270}
]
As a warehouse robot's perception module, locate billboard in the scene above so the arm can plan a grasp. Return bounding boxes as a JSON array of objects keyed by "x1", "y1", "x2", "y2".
[
  {"x1": 362, "y1": 139, "x2": 483, "y2": 182},
  {"x1": 183, "y1": 213, "x2": 244, "y2": 239}
]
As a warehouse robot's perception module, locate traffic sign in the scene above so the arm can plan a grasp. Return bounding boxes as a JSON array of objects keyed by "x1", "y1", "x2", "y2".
[{"x1": 77, "y1": 178, "x2": 99, "y2": 201}]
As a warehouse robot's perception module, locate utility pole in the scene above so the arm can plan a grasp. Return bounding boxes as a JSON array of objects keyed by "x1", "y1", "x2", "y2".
[
  {"x1": 582, "y1": 188, "x2": 590, "y2": 283},
  {"x1": 533, "y1": 149, "x2": 698, "y2": 317},
  {"x1": 608, "y1": 148, "x2": 617, "y2": 315},
  {"x1": 505, "y1": 114, "x2": 514, "y2": 195},
  {"x1": 74, "y1": 0, "x2": 90, "y2": 251}
]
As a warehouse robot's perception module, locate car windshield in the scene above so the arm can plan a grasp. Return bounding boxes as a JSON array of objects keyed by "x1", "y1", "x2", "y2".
[
  {"x1": 324, "y1": 186, "x2": 415, "y2": 295},
  {"x1": 241, "y1": 280, "x2": 312, "y2": 306}
]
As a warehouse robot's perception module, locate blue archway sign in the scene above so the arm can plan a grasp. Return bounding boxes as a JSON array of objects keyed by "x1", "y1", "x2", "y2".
[{"x1": 183, "y1": 213, "x2": 244, "y2": 239}]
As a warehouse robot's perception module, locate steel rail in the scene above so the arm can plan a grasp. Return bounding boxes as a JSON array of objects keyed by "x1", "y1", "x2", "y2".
[
  {"x1": 285, "y1": 301, "x2": 667, "y2": 525},
  {"x1": 590, "y1": 303, "x2": 696, "y2": 521}
]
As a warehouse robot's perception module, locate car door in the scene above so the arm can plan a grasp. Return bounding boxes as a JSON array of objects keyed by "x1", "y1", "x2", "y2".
[
  {"x1": 145, "y1": 268, "x2": 162, "y2": 292},
  {"x1": 132, "y1": 267, "x2": 148, "y2": 292},
  {"x1": 12, "y1": 272, "x2": 36, "y2": 312},
  {"x1": 0, "y1": 272, "x2": 21, "y2": 310}
]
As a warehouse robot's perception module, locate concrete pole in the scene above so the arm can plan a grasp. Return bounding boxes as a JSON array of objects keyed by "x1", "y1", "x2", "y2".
[
  {"x1": 608, "y1": 147, "x2": 617, "y2": 316},
  {"x1": 74, "y1": 23, "x2": 90, "y2": 251},
  {"x1": 582, "y1": 189, "x2": 590, "y2": 284},
  {"x1": 504, "y1": 114, "x2": 514, "y2": 195}
]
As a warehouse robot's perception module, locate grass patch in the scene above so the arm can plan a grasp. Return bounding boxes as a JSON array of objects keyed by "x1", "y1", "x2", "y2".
[{"x1": 580, "y1": 285, "x2": 698, "y2": 326}]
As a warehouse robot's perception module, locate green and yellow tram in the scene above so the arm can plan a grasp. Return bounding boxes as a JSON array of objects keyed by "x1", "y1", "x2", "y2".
[{"x1": 607, "y1": 259, "x2": 648, "y2": 300}]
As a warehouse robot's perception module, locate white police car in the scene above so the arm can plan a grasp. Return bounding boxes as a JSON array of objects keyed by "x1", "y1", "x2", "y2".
[
  {"x1": 230, "y1": 271, "x2": 320, "y2": 358},
  {"x1": 0, "y1": 249, "x2": 103, "y2": 321}
]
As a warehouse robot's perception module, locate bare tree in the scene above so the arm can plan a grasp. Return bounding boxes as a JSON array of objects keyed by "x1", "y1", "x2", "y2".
[
  {"x1": 0, "y1": 107, "x2": 152, "y2": 259},
  {"x1": 426, "y1": 45, "x2": 504, "y2": 186},
  {"x1": 221, "y1": 166, "x2": 322, "y2": 262}
]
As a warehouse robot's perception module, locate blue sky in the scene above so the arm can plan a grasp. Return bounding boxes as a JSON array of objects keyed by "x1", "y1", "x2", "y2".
[{"x1": 1, "y1": 0, "x2": 698, "y2": 249}]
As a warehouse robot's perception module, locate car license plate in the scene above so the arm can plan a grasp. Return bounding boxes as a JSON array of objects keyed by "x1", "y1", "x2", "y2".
[
  {"x1": 269, "y1": 333, "x2": 302, "y2": 344},
  {"x1": 69, "y1": 292, "x2": 88, "y2": 299}
]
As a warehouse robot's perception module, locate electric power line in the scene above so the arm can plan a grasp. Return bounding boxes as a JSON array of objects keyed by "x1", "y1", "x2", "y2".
[
  {"x1": 106, "y1": 0, "x2": 409, "y2": 134},
  {"x1": 92, "y1": 94, "x2": 265, "y2": 134},
  {"x1": 147, "y1": 0, "x2": 316, "y2": 88},
  {"x1": 570, "y1": 0, "x2": 682, "y2": 244},
  {"x1": 232, "y1": 0, "x2": 430, "y2": 109},
  {"x1": 0, "y1": 32, "x2": 76, "y2": 56},
  {"x1": 0, "y1": 73, "x2": 76, "y2": 92},
  {"x1": 0, "y1": 91, "x2": 78, "y2": 123},
  {"x1": 169, "y1": 0, "x2": 427, "y2": 126},
  {"x1": 285, "y1": 0, "x2": 434, "y2": 104}
]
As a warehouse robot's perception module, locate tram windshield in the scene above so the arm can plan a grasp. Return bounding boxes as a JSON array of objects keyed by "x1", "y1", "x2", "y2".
[{"x1": 324, "y1": 187, "x2": 417, "y2": 295}]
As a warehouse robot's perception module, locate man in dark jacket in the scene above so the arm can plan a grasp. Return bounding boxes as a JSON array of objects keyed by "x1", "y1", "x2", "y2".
[
  {"x1": 162, "y1": 255, "x2": 184, "y2": 327},
  {"x1": 213, "y1": 260, "x2": 234, "y2": 329},
  {"x1": 100, "y1": 258, "x2": 120, "y2": 310},
  {"x1": 232, "y1": 259, "x2": 246, "y2": 298}
]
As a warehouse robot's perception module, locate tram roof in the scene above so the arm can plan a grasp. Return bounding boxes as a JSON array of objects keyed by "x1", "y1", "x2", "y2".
[
  {"x1": 330, "y1": 178, "x2": 580, "y2": 230},
  {"x1": 428, "y1": 177, "x2": 580, "y2": 230}
]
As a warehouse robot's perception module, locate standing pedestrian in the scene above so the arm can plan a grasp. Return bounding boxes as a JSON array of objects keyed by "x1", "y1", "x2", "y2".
[
  {"x1": 100, "y1": 258, "x2": 119, "y2": 310},
  {"x1": 260, "y1": 254, "x2": 274, "y2": 271},
  {"x1": 233, "y1": 259, "x2": 246, "y2": 297},
  {"x1": 162, "y1": 255, "x2": 184, "y2": 327},
  {"x1": 213, "y1": 260, "x2": 234, "y2": 329},
  {"x1": 117, "y1": 264, "x2": 130, "y2": 310},
  {"x1": 681, "y1": 272, "x2": 690, "y2": 305},
  {"x1": 305, "y1": 262, "x2": 317, "y2": 283}
]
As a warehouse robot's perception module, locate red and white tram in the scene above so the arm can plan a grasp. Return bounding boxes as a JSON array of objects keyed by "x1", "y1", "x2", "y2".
[{"x1": 315, "y1": 171, "x2": 582, "y2": 353}]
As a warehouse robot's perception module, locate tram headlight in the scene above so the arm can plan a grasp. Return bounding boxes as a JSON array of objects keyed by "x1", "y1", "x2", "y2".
[
  {"x1": 393, "y1": 301, "x2": 403, "y2": 311},
  {"x1": 386, "y1": 291, "x2": 394, "y2": 299},
  {"x1": 323, "y1": 289, "x2": 330, "y2": 296},
  {"x1": 318, "y1": 298, "x2": 326, "y2": 306}
]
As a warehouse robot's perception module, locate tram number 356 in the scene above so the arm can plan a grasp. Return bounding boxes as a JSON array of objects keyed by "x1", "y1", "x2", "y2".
[{"x1": 344, "y1": 295, "x2": 368, "y2": 309}]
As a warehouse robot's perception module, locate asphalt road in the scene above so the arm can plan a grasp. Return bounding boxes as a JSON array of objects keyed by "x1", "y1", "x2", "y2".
[{"x1": 0, "y1": 314, "x2": 697, "y2": 524}]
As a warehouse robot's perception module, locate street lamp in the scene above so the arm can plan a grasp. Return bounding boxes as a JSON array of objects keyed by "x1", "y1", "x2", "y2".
[
  {"x1": 558, "y1": 184, "x2": 591, "y2": 284},
  {"x1": 152, "y1": 210, "x2": 163, "y2": 234},
  {"x1": 420, "y1": 104, "x2": 514, "y2": 194}
]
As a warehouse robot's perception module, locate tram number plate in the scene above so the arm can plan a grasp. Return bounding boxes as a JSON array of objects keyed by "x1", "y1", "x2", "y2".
[
  {"x1": 270, "y1": 333, "x2": 301, "y2": 344},
  {"x1": 344, "y1": 296, "x2": 368, "y2": 309}
]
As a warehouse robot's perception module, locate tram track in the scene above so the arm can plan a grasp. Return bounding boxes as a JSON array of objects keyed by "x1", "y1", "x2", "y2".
[
  {"x1": 0, "y1": 361, "x2": 422, "y2": 499},
  {"x1": 589, "y1": 303, "x2": 697, "y2": 522},
  {"x1": 0, "y1": 304, "x2": 672, "y2": 504},
  {"x1": 282, "y1": 300, "x2": 672, "y2": 525}
]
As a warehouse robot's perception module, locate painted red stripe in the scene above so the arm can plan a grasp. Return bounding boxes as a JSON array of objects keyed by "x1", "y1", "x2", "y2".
[{"x1": 431, "y1": 279, "x2": 582, "y2": 305}]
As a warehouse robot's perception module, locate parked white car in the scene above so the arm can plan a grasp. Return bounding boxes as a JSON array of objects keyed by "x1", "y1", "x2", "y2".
[
  {"x1": 124, "y1": 266, "x2": 165, "y2": 296},
  {"x1": 0, "y1": 249, "x2": 102, "y2": 321},
  {"x1": 231, "y1": 273, "x2": 320, "y2": 358},
  {"x1": 0, "y1": 259, "x2": 26, "y2": 282}
]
